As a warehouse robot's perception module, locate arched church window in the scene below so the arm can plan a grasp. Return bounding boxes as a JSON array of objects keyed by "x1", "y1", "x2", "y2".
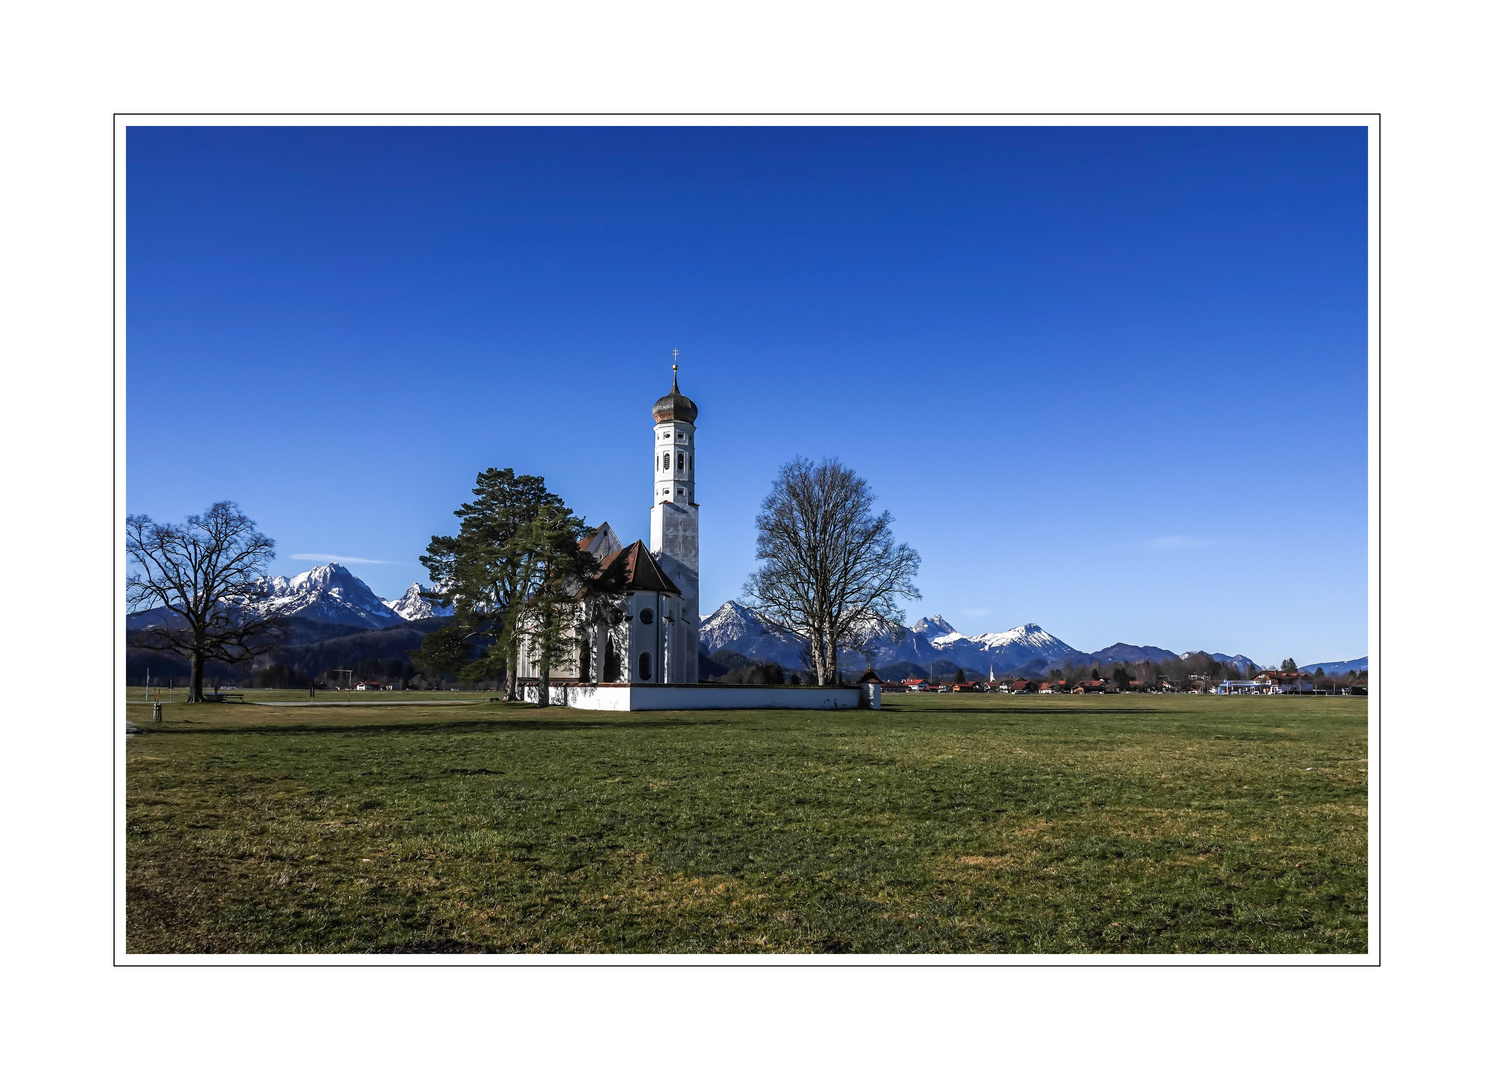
[
  {"x1": 680, "y1": 452, "x2": 687, "y2": 472},
  {"x1": 639, "y1": 652, "x2": 652, "y2": 681},
  {"x1": 639, "y1": 608, "x2": 654, "y2": 625}
]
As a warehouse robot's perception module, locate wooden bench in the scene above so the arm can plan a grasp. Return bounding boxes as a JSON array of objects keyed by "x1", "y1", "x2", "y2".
[{"x1": 204, "y1": 692, "x2": 245, "y2": 703}]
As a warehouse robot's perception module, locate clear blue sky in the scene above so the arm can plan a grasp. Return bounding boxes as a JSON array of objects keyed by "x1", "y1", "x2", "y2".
[{"x1": 126, "y1": 125, "x2": 1368, "y2": 664}]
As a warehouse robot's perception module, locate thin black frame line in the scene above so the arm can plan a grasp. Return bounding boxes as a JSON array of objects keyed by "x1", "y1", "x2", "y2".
[
  {"x1": 114, "y1": 111, "x2": 1380, "y2": 118},
  {"x1": 1375, "y1": 116, "x2": 1382, "y2": 966},
  {"x1": 112, "y1": 115, "x2": 117, "y2": 965},
  {"x1": 129, "y1": 960, "x2": 1374, "y2": 968},
  {"x1": 113, "y1": 114, "x2": 1374, "y2": 967}
]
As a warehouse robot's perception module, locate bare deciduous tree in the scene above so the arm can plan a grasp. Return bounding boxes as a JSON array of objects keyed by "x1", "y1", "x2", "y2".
[
  {"x1": 742, "y1": 457, "x2": 921, "y2": 686},
  {"x1": 126, "y1": 501, "x2": 286, "y2": 702}
]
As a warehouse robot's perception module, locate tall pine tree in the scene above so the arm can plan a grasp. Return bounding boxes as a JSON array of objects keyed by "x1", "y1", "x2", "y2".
[
  {"x1": 503, "y1": 503, "x2": 596, "y2": 705},
  {"x1": 416, "y1": 469, "x2": 569, "y2": 698}
]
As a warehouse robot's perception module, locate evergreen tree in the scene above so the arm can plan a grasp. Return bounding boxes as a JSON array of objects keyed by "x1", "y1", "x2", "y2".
[
  {"x1": 505, "y1": 503, "x2": 596, "y2": 705},
  {"x1": 416, "y1": 469, "x2": 568, "y2": 700}
]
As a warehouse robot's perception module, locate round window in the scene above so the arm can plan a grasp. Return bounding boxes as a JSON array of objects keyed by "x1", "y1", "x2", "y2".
[{"x1": 639, "y1": 608, "x2": 654, "y2": 625}]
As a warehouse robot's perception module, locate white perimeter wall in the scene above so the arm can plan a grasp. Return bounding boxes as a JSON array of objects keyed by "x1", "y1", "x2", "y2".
[{"x1": 522, "y1": 684, "x2": 873, "y2": 711}]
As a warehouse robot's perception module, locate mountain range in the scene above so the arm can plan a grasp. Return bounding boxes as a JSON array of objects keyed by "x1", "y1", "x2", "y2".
[
  {"x1": 127, "y1": 563, "x2": 1363, "y2": 679},
  {"x1": 698, "y1": 601, "x2": 1289, "y2": 678},
  {"x1": 127, "y1": 562, "x2": 450, "y2": 633}
]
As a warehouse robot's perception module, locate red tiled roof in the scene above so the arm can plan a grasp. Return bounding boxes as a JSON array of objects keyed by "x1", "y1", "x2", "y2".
[{"x1": 595, "y1": 540, "x2": 681, "y2": 595}]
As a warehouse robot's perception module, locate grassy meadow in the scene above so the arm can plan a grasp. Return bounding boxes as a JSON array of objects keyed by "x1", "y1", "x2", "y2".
[{"x1": 124, "y1": 693, "x2": 1368, "y2": 955}]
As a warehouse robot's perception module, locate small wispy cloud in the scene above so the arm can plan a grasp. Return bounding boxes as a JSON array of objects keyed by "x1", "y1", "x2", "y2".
[
  {"x1": 1143, "y1": 536, "x2": 1211, "y2": 551},
  {"x1": 290, "y1": 553, "x2": 394, "y2": 565}
]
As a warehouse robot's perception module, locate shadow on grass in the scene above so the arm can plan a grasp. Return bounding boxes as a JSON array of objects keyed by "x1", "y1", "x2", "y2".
[
  {"x1": 881, "y1": 705, "x2": 1168, "y2": 716},
  {"x1": 133, "y1": 715, "x2": 731, "y2": 737}
]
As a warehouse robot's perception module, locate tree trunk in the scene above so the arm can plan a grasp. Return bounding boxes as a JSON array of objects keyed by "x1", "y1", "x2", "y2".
[
  {"x1": 505, "y1": 640, "x2": 520, "y2": 702},
  {"x1": 808, "y1": 630, "x2": 825, "y2": 686},
  {"x1": 538, "y1": 658, "x2": 551, "y2": 708},
  {"x1": 188, "y1": 651, "x2": 205, "y2": 703}
]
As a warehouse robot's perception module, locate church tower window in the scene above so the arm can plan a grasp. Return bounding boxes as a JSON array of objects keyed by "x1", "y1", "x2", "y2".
[
  {"x1": 638, "y1": 652, "x2": 652, "y2": 681},
  {"x1": 639, "y1": 607, "x2": 654, "y2": 625}
]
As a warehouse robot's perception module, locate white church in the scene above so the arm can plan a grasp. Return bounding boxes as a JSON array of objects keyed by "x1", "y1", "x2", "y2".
[
  {"x1": 519, "y1": 365, "x2": 875, "y2": 712},
  {"x1": 518, "y1": 365, "x2": 701, "y2": 687}
]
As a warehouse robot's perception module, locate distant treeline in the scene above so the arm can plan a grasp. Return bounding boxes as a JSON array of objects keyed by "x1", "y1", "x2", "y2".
[
  {"x1": 834, "y1": 653, "x2": 1368, "y2": 690},
  {"x1": 127, "y1": 617, "x2": 1366, "y2": 693},
  {"x1": 126, "y1": 616, "x2": 458, "y2": 690}
]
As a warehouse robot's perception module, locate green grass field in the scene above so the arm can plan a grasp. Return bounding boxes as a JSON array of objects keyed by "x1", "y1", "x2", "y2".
[{"x1": 124, "y1": 693, "x2": 1368, "y2": 954}]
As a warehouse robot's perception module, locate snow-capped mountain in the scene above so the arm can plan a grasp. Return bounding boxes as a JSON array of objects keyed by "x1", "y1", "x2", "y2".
[
  {"x1": 696, "y1": 604, "x2": 1280, "y2": 678},
  {"x1": 383, "y1": 582, "x2": 452, "y2": 622},
  {"x1": 250, "y1": 563, "x2": 407, "y2": 629},
  {"x1": 966, "y1": 623, "x2": 1075, "y2": 664},
  {"x1": 700, "y1": 605, "x2": 1081, "y2": 675},
  {"x1": 699, "y1": 600, "x2": 806, "y2": 666},
  {"x1": 874, "y1": 618, "x2": 1078, "y2": 674},
  {"x1": 911, "y1": 615, "x2": 959, "y2": 640}
]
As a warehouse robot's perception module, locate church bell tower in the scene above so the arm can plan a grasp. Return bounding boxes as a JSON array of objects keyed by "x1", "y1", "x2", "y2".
[{"x1": 650, "y1": 362, "x2": 700, "y2": 681}]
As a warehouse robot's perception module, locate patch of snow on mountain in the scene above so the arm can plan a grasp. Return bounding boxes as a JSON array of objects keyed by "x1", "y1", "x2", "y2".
[
  {"x1": 384, "y1": 583, "x2": 451, "y2": 621},
  {"x1": 965, "y1": 623, "x2": 1075, "y2": 662},
  {"x1": 243, "y1": 563, "x2": 406, "y2": 629},
  {"x1": 912, "y1": 615, "x2": 958, "y2": 638}
]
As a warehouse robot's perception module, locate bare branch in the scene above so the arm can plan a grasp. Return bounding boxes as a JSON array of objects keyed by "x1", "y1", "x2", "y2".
[
  {"x1": 741, "y1": 458, "x2": 920, "y2": 685},
  {"x1": 126, "y1": 502, "x2": 284, "y2": 701}
]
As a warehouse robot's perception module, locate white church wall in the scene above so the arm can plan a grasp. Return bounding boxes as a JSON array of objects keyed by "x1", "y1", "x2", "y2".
[{"x1": 523, "y1": 683, "x2": 869, "y2": 711}]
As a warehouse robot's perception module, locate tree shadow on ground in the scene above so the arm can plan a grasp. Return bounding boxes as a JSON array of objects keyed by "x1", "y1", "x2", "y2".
[
  {"x1": 133, "y1": 715, "x2": 731, "y2": 737},
  {"x1": 880, "y1": 704, "x2": 1168, "y2": 716}
]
